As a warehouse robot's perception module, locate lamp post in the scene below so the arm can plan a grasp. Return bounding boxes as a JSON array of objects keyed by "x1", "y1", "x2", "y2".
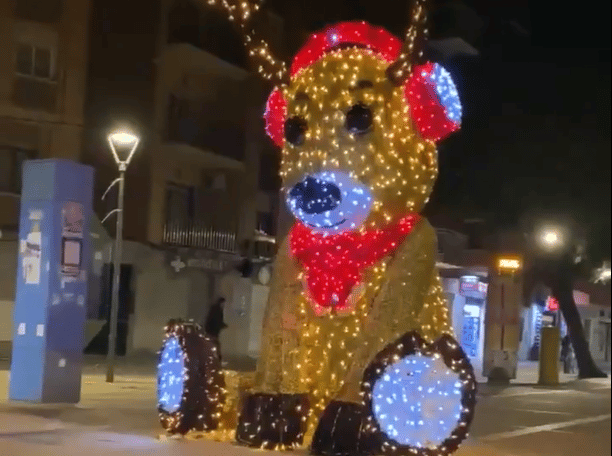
[{"x1": 104, "y1": 130, "x2": 140, "y2": 383}]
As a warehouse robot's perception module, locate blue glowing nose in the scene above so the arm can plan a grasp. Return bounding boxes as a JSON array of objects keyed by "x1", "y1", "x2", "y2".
[{"x1": 289, "y1": 177, "x2": 341, "y2": 215}]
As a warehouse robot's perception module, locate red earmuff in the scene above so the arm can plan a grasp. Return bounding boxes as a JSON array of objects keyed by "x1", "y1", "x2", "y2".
[{"x1": 405, "y1": 61, "x2": 462, "y2": 142}]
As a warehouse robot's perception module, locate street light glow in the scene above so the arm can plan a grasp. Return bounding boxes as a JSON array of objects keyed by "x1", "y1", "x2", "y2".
[
  {"x1": 109, "y1": 131, "x2": 139, "y2": 145},
  {"x1": 542, "y1": 230, "x2": 560, "y2": 246},
  {"x1": 537, "y1": 226, "x2": 565, "y2": 251}
]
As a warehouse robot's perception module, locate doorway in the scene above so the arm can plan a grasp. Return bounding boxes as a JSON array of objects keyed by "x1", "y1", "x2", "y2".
[{"x1": 84, "y1": 263, "x2": 134, "y2": 355}]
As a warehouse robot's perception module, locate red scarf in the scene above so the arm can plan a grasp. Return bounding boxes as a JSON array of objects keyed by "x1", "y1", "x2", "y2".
[{"x1": 290, "y1": 214, "x2": 421, "y2": 313}]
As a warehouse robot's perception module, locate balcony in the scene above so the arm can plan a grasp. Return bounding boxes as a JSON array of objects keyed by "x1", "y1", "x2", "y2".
[
  {"x1": 166, "y1": 1, "x2": 248, "y2": 72},
  {"x1": 165, "y1": 95, "x2": 246, "y2": 163},
  {"x1": 163, "y1": 219, "x2": 238, "y2": 253}
]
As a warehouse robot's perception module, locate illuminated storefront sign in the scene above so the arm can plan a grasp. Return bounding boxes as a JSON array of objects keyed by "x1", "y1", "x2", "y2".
[
  {"x1": 460, "y1": 276, "x2": 487, "y2": 297},
  {"x1": 497, "y1": 257, "x2": 522, "y2": 273},
  {"x1": 546, "y1": 296, "x2": 559, "y2": 312}
]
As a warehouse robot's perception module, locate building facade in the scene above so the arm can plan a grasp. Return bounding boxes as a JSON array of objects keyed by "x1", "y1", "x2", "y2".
[
  {"x1": 0, "y1": 0, "x2": 92, "y2": 356},
  {"x1": 79, "y1": 0, "x2": 283, "y2": 361}
]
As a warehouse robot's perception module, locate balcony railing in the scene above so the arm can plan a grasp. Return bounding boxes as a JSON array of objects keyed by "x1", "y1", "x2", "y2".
[{"x1": 163, "y1": 220, "x2": 238, "y2": 252}]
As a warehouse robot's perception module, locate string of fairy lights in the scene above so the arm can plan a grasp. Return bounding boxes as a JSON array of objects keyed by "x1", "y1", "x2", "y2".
[
  {"x1": 387, "y1": 0, "x2": 430, "y2": 85},
  {"x1": 202, "y1": 0, "x2": 288, "y2": 84}
]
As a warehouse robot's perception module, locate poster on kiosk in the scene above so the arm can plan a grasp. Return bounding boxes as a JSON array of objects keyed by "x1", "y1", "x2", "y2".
[
  {"x1": 9, "y1": 159, "x2": 94, "y2": 403},
  {"x1": 483, "y1": 257, "x2": 523, "y2": 380}
]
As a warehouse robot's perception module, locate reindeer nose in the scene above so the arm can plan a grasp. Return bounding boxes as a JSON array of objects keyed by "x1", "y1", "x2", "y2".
[{"x1": 289, "y1": 177, "x2": 342, "y2": 215}]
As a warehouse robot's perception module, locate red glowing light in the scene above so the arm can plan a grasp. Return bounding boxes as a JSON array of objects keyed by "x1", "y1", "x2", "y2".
[
  {"x1": 264, "y1": 87, "x2": 287, "y2": 147},
  {"x1": 546, "y1": 296, "x2": 559, "y2": 312},
  {"x1": 289, "y1": 21, "x2": 402, "y2": 78},
  {"x1": 405, "y1": 62, "x2": 460, "y2": 142},
  {"x1": 290, "y1": 214, "x2": 420, "y2": 313}
]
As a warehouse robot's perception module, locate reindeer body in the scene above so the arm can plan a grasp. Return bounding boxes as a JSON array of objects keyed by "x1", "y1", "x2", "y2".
[{"x1": 171, "y1": 6, "x2": 476, "y2": 455}]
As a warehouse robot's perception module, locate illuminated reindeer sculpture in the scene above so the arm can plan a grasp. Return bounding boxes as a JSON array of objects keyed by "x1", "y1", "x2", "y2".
[{"x1": 157, "y1": 1, "x2": 476, "y2": 455}]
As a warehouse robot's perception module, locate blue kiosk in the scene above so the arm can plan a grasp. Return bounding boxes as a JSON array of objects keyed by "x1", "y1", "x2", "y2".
[{"x1": 9, "y1": 159, "x2": 94, "y2": 403}]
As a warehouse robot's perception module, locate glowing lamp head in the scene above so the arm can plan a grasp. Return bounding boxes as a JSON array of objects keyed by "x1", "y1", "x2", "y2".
[
  {"x1": 109, "y1": 131, "x2": 138, "y2": 145},
  {"x1": 107, "y1": 129, "x2": 140, "y2": 169},
  {"x1": 539, "y1": 228, "x2": 564, "y2": 251}
]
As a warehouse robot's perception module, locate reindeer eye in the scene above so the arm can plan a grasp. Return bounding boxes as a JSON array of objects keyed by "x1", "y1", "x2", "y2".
[
  {"x1": 345, "y1": 103, "x2": 373, "y2": 135},
  {"x1": 285, "y1": 116, "x2": 307, "y2": 146}
]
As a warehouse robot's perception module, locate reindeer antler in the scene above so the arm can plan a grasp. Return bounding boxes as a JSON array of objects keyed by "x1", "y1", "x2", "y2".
[
  {"x1": 203, "y1": 0, "x2": 289, "y2": 86},
  {"x1": 386, "y1": 0, "x2": 430, "y2": 85}
]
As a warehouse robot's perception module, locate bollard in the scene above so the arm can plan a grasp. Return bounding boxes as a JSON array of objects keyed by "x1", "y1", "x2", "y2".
[{"x1": 538, "y1": 326, "x2": 560, "y2": 386}]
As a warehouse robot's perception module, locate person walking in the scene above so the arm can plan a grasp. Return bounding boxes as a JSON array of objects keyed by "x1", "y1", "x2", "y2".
[
  {"x1": 203, "y1": 297, "x2": 227, "y2": 361},
  {"x1": 561, "y1": 335, "x2": 574, "y2": 374}
]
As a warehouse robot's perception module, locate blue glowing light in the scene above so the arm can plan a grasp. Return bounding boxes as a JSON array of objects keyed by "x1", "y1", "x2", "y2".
[
  {"x1": 372, "y1": 353, "x2": 464, "y2": 449},
  {"x1": 427, "y1": 63, "x2": 462, "y2": 124},
  {"x1": 157, "y1": 336, "x2": 185, "y2": 414},
  {"x1": 285, "y1": 170, "x2": 372, "y2": 235}
]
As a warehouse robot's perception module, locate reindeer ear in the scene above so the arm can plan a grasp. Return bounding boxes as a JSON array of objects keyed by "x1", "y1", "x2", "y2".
[
  {"x1": 405, "y1": 62, "x2": 462, "y2": 142},
  {"x1": 264, "y1": 87, "x2": 287, "y2": 147}
]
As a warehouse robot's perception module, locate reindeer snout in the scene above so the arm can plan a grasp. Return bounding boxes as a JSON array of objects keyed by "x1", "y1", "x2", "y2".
[{"x1": 289, "y1": 177, "x2": 341, "y2": 215}]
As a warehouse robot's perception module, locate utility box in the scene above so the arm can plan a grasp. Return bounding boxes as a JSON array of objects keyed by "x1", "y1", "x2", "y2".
[{"x1": 9, "y1": 159, "x2": 94, "y2": 403}]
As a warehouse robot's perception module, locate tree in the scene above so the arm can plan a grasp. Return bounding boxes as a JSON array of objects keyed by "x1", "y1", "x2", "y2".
[{"x1": 531, "y1": 247, "x2": 607, "y2": 379}]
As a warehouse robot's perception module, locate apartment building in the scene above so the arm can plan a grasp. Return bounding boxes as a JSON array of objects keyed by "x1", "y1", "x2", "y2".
[
  {"x1": 80, "y1": 0, "x2": 284, "y2": 360},
  {"x1": 0, "y1": 0, "x2": 92, "y2": 356}
]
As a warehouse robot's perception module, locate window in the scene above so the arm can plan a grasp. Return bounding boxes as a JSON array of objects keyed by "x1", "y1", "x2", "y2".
[
  {"x1": 0, "y1": 147, "x2": 36, "y2": 193},
  {"x1": 16, "y1": 42, "x2": 54, "y2": 80},
  {"x1": 257, "y1": 211, "x2": 275, "y2": 236},
  {"x1": 165, "y1": 184, "x2": 195, "y2": 225},
  {"x1": 259, "y1": 153, "x2": 281, "y2": 192}
]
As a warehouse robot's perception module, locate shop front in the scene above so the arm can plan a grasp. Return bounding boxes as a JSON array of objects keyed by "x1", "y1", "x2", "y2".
[
  {"x1": 444, "y1": 275, "x2": 488, "y2": 367},
  {"x1": 519, "y1": 288, "x2": 611, "y2": 364}
]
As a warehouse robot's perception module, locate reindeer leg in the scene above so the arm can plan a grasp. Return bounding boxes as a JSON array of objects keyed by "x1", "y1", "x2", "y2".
[
  {"x1": 311, "y1": 221, "x2": 452, "y2": 455},
  {"x1": 236, "y1": 239, "x2": 310, "y2": 449},
  {"x1": 312, "y1": 271, "x2": 475, "y2": 456}
]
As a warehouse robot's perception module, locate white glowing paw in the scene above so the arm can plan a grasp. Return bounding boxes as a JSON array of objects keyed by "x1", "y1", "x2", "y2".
[{"x1": 363, "y1": 332, "x2": 476, "y2": 455}]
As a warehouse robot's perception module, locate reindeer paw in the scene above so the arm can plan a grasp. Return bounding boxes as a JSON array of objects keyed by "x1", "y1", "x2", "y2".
[
  {"x1": 311, "y1": 401, "x2": 382, "y2": 456},
  {"x1": 361, "y1": 331, "x2": 477, "y2": 455},
  {"x1": 157, "y1": 321, "x2": 224, "y2": 435},
  {"x1": 236, "y1": 393, "x2": 309, "y2": 449}
]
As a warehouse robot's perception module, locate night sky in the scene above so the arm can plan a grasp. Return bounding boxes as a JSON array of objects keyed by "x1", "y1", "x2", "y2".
[{"x1": 267, "y1": 0, "x2": 611, "y2": 262}]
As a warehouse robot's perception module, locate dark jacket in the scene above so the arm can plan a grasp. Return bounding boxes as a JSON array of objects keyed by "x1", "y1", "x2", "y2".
[
  {"x1": 204, "y1": 300, "x2": 227, "y2": 338},
  {"x1": 560, "y1": 336, "x2": 571, "y2": 359}
]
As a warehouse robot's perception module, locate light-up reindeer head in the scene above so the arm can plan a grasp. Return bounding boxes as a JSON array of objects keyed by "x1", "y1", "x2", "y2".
[{"x1": 206, "y1": 1, "x2": 462, "y2": 235}]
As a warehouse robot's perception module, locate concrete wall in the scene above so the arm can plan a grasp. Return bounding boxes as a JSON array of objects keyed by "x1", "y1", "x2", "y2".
[
  {"x1": 130, "y1": 250, "x2": 195, "y2": 354},
  {"x1": 578, "y1": 305, "x2": 611, "y2": 364}
]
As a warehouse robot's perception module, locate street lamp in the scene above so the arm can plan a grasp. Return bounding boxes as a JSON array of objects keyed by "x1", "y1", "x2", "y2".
[
  {"x1": 539, "y1": 227, "x2": 564, "y2": 251},
  {"x1": 103, "y1": 128, "x2": 140, "y2": 383}
]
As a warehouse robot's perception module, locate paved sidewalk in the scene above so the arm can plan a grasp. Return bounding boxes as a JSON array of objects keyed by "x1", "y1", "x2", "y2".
[{"x1": 0, "y1": 357, "x2": 609, "y2": 456}]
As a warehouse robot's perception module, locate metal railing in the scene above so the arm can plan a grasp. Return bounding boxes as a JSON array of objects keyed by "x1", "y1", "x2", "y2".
[{"x1": 162, "y1": 220, "x2": 238, "y2": 252}]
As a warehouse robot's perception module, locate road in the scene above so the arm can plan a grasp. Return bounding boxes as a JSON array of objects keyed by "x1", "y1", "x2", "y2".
[{"x1": 0, "y1": 363, "x2": 609, "y2": 456}]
